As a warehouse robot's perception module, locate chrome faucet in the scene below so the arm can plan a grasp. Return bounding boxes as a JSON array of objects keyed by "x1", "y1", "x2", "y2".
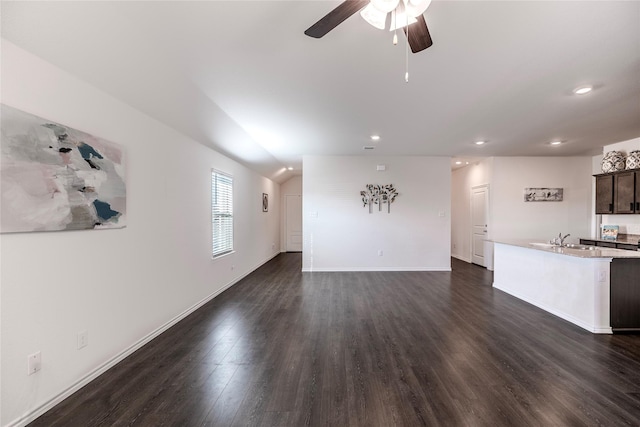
[{"x1": 551, "y1": 232, "x2": 570, "y2": 246}]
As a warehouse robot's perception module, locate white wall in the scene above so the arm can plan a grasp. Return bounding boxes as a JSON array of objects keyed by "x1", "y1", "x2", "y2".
[
  {"x1": 602, "y1": 137, "x2": 640, "y2": 158},
  {"x1": 1, "y1": 40, "x2": 280, "y2": 427},
  {"x1": 599, "y1": 137, "x2": 640, "y2": 235},
  {"x1": 302, "y1": 156, "x2": 451, "y2": 271},
  {"x1": 451, "y1": 159, "x2": 493, "y2": 262},
  {"x1": 279, "y1": 175, "x2": 302, "y2": 252},
  {"x1": 491, "y1": 157, "x2": 593, "y2": 242}
]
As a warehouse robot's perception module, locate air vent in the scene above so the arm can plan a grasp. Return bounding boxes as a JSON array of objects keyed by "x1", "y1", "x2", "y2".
[{"x1": 363, "y1": 146, "x2": 375, "y2": 150}]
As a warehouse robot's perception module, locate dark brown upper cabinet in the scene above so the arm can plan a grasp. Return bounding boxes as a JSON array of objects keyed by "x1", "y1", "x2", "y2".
[
  {"x1": 637, "y1": 171, "x2": 640, "y2": 212},
  {"x1": 595, "y1": 174, "x2": 614, "y2": 214},
  {"x1": 595, "y1": 168, "x2": 640, "y2": 214},
  {"x1": 614, "y1": 171, "x2": 636, "y2": 213}
]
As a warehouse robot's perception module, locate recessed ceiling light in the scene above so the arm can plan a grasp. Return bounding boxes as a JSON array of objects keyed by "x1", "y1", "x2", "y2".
[
  {"x1": 465, "y1": 162, "x2": 469, "y2": 165},
  {"x1": 287, "y1": 166, "x2": 294, "y2": 170},
  {"x1": 371, "y1": 135, "x2": 380, "y2": 141},
  {"x1": 455, "y1": 161, "x2": 462, "y2": 165},
  {"x1": 475, "y1": 140, "x2": 486, "y2": 146},
  {"x1": 573, "y1": 85, "x2": 593, "y2": 95},
  {"x1": 550, "y1": 140, "x2": 563, "y2": 146}
]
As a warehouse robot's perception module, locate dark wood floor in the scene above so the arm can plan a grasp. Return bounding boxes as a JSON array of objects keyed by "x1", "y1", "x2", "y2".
[{"x1": 30, "y1": 254, "x2": 640, "y2": 426}]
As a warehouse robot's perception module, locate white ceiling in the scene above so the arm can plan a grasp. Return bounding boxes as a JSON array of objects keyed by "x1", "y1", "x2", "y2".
[{"x1": 2, "y1": 1, "x2": 640, "y2": 182}]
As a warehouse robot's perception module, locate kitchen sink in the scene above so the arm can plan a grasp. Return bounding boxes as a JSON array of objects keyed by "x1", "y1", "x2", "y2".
[
  {"x1": 563, "y1": 243, "x2": 597, "y2": 250},
  {"x1": 529, "y1": 242, "x2": 597, "y2": 250}
]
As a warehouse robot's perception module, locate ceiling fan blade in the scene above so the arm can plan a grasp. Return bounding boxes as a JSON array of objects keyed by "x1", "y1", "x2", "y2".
[
  {"x1": 304, "y1": 0, "x2": 370, "y2": 38},
  {"x1": 403, "y1": 14, "x2": 433, "y2": 53}
]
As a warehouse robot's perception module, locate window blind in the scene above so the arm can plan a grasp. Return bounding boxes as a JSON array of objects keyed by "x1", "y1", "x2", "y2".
[{"x1": 212, "y1": 170, "x2": 233, "y2": 258}]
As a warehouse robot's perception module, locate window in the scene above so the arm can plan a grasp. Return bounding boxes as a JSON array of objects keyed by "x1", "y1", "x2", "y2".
[{"x1": 211, "y1": 170, "x2": 233, "y2": 258}]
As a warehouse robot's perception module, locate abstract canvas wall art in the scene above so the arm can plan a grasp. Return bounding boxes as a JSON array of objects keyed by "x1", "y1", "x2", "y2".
[{"x1": 1, "y1": 104, "x2": 126, "y2": 233}]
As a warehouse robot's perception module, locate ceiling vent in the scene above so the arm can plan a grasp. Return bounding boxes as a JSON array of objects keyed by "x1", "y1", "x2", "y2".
[{"x1": 363, "y1": 146, "x2": 375, "y2": 150}]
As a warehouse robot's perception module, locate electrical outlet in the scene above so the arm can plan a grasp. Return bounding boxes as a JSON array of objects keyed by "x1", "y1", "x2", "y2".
[
  {"x1": 27, "y1": 352, "x2": 41, "y2": 375},
  {"x1": 77, "y1": 330, "x2": 88, "y2": 350},
  {"x1": 597, "y1": 270, "x2": 607, "y2": 282}
]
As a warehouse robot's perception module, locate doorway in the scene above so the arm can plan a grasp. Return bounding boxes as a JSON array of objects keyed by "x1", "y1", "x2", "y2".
[
  {"x1": 471, "y1": 185, "x2": 489, "y2": 267},
  {"x1": 285, "y1": 194, "x2": 302, "y2": 252}
]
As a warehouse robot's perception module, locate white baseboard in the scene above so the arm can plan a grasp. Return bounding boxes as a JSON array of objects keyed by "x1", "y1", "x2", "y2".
[
  {"x1": 452, "y1": 254, "x2": 472, "y2": 263},
  {"x1": 301, "y1": 267, "x2": 452, "y2": 272},
  {"x1": 493, "y1": 281, "x2": 612, "y2": 335},
  {"x1": 7, "y1": 251, "x2": 281, "y2": 427}
]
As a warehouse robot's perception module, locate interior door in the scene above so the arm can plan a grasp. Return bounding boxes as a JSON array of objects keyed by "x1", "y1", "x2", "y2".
[
  {"x1": 285, "y1": 194, "x2": 302, "y2": 252},
  {"x1": 471, "y1": 186, "x2": 489, "y2": 267}
]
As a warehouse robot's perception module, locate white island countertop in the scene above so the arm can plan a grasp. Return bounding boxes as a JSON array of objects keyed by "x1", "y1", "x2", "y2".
[{"x1": 493, "y1": 239, "x2": 640, "y2": 259}]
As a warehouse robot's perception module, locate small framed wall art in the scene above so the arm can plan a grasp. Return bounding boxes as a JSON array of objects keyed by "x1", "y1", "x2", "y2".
[
  {"x1": 262, "y1": 193, "x2": 269, "y2": 212},
  {"x1": 524, "y1": 187, "x2": 563, "y2": 202}
]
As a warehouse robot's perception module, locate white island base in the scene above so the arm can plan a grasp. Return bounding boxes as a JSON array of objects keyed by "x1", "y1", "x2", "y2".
[{"x1": 493, "y1": 242, "x2": 612, "y2": 334}]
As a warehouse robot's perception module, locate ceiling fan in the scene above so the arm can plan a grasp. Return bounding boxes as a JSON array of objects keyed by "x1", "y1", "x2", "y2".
[{"x1": 304, "y1": 0, "x2": 433, "y2": 53}]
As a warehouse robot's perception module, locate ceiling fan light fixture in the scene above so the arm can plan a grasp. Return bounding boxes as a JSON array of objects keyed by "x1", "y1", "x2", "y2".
[
  {"x1": 360, "y1": 4, "x2": 388, "y2": 30},
  {"x1": 371, "y1": 0, "x2": 400, "y2": 13},
  {"x1": 389, "y1": 10, "x2": 417, "y2": 31}
]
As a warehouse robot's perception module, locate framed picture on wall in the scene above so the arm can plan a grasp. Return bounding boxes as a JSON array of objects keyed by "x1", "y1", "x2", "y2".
[
  {"x1": 262, "y1": 193, "x2": 269, "y2": 212},
  {"x1": 524, "y1": 187, "x2": 563, "y2": 202}
]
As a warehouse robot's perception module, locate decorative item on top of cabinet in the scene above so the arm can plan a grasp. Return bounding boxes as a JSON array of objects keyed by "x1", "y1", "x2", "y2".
[
  {"x1": 626, "y1": 150, "x2": 640, "y2": 170},
  {"x1": 602, "y1": 151, "x2": 626, "y2": 173}
]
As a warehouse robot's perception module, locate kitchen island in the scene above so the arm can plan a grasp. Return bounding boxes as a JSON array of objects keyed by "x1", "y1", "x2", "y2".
[{"x1": 493, "y1": 240, "x2": 640, "y2": 334}]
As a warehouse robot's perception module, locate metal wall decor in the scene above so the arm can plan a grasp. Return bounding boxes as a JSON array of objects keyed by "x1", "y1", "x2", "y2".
[{"x1": 360, "y1": 184, "x2": 398, "y2": 213}]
